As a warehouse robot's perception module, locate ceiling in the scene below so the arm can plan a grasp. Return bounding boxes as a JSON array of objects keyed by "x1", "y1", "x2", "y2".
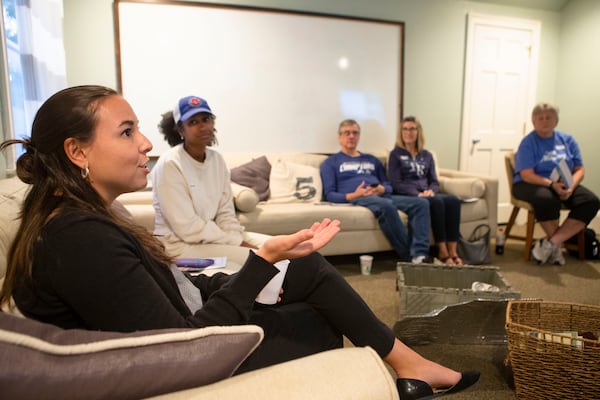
[{"x1": 469, "y1": 0, "x2": 570, "y2": 12}]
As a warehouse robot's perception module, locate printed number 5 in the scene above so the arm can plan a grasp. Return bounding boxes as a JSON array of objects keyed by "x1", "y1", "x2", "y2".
[{"x1": 295, "y1": 177, "x2": 316, "y2": 200}]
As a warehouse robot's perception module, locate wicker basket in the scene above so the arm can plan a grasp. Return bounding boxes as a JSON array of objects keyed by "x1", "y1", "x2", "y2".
[{"x1": 506, "y1": 301, "x2": 600, "y2": 400}]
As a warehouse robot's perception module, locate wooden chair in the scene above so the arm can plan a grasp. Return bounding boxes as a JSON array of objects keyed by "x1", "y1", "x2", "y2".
[{"x1": 503, "y1": 152, "x2": 585, "y2": 260}]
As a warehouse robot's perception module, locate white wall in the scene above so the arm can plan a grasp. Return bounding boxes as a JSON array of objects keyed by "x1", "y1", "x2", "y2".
[
  {"x1": 115, "y1": 2, "x2": 403, "y2": 156},
  {"x1": 63, "y1": 0, "x2": 571, "y2": 175}
]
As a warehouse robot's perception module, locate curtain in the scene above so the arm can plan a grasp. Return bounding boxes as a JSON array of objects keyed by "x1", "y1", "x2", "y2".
[{"x1": 15, "y1": 0, "x2": 66, "y2": 131}]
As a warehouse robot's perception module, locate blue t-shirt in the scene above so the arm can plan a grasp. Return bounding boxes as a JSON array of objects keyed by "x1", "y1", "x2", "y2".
[
  {"x1": 320, "y1": 152, "x2": 392, "y2": 203},
  {"x1": 513, "y1": 130, "x2": 582, "y2": 183}
]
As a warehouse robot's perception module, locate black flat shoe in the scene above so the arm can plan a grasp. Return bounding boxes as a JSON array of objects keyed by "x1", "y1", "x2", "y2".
[
  {"x1": 396, "y1": 377, "x2": 433, "y2": 400},
  {"x1": 396, "y1": 370, "x2": 480, "y2": 400}
]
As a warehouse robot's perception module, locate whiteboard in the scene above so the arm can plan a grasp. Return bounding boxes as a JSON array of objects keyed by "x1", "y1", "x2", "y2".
[{"x1": 115, "y1": 1, "x2": 404, "y2": 156}]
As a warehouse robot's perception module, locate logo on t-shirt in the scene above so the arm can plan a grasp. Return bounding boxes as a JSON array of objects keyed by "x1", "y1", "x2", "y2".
[
  {"x1": 339, "y1": 161, "x2": 376, "y2": 175},
  {"x1": 408, "y1": 160, "x2": 426, "y2": 177},
  {"x1": 541, "y1": 149, "x2": 566, "y2": 164}
]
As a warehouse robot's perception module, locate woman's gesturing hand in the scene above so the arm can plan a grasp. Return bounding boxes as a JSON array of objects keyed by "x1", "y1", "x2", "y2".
[{"x1": 256, "y1": 219, "x2": 341, "y2": 264}]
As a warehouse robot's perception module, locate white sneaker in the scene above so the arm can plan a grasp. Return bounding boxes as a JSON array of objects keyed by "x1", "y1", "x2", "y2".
[
  {"x1": 411, "y1": 255, "x2": 426, "y2": 264},
  {"x1": 411, "y1": 255, "x2": 434, "y2": 264},
  {"x1": 549, "y1": 245, "x2": 566, "y2": 266},
  {"x1": 532, "y1": 238, "x2": 553, "y2": 264}
]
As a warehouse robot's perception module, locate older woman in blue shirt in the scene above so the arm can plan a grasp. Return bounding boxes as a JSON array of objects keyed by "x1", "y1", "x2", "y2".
[{"x1": 513, "y1": 102, "x2": 599, "y2": 265}]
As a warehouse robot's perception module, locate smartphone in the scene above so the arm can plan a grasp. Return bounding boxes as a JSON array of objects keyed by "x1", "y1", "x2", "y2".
[
  {"x1": 369, "y1": 183, "x2": 379, "y2": 187},
  {"x1": 175, "y1": 258, "x2": 215, "y2": 269}
]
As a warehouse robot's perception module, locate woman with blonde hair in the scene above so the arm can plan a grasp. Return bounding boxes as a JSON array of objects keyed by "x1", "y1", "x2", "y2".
[{"x1": 388, "y1": 116, "x2": 463, "y2": 265}]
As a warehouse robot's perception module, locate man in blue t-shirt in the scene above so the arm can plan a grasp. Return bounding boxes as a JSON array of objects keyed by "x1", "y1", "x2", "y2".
[{"x1": 320, "y1": 119, "x2": 431, "y2": 263}]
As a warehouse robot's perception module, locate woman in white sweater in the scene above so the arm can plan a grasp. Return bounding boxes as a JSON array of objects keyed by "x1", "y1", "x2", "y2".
[{"x1": 152, "y1": 96, "x2": 269, "y2": 267}]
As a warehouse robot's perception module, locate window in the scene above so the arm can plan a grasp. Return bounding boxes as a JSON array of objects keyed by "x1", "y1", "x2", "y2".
[
  {"x1": 2, "y1": 0, "x2": 26, "y2": 148},
  {"x1": 1, "y1": 0, "x2": 66, "y2": 172}
]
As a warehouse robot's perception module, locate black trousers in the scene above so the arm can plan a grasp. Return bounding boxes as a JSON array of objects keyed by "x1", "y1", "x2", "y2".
[
  {"x1": 425, "y1": 194, "x2": 461, "y2": 243},
  {"x1": 236, "y1": 252, "x2": 395, "y2": 373},
  {"x1": 513, "y1": 182, "x2": 600, "y2": 223}
]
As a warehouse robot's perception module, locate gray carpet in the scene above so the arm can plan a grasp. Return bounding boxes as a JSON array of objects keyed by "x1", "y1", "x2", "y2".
[{"x1": 325, "y1": 233, "x2": 600, "y2": 399}]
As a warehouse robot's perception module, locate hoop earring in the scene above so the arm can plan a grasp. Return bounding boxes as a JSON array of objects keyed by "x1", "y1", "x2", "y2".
[{"x1": 81, "y1": 166, "x2": 89, "y2": 179}]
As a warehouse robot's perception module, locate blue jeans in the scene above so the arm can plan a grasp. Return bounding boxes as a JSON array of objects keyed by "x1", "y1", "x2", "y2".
[
  {"x1": 352, "y1": 195, "x2": 429, "y2": 260},
  {"x1": 390, "y1": 195, "x2": 430, "y2": 257}
]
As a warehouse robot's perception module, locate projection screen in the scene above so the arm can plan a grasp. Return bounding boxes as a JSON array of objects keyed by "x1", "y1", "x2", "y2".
[{"x1": 115, "y1": 0, "x2": 404, "y2": 156}]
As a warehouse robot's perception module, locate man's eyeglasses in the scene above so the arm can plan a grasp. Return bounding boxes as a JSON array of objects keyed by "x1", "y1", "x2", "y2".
[{"x1": 340, "y1": 130, "x2": 360, "y2": 136}]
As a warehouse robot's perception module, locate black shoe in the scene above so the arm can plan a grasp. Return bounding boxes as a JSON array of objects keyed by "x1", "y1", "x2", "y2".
[
  {"x1": 396, "y1": 377, "x2": 433, "y2": 400},
  {"x1": 396, "y1": 371, "x2": 480, "y2": 399}
]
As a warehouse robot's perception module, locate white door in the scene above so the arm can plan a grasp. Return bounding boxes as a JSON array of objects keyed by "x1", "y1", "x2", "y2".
[{"x1": 460, "y1": 14, "x2": 540, "y2": 224}]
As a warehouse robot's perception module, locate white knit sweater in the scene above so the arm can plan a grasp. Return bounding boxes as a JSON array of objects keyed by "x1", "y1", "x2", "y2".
[{"x1": 152, "y1": 145, "x2": 244, "y2": 251}]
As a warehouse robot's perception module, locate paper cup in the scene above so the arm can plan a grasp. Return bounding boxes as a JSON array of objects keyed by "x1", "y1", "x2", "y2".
[
  {"x1": 359, "y1": 255, "x2": 373, "y2": 275},
  {"x1": 256, "y1": 259, "x2": 290, "y2": 304}
]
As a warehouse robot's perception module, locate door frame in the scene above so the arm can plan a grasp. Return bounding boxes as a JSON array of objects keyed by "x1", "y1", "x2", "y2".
[{"x1": 460, "y1": 13, "x2": 541, "y2": 223}]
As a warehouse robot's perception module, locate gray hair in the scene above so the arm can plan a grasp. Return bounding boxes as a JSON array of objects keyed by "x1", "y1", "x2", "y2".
[
  {"x1": 338, "y1": 119, "x2": 360, "y2": 134},
  {"x1": 531, "y1": 102, "x2": 559, "y2": 122}
]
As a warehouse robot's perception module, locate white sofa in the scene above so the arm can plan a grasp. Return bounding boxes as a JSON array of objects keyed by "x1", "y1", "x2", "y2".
[
  {"x1": 0, "y1": 175, "x2": 399, "y2": 400},
  {"x1": 118, "y1": 151, "x2": 498, "y2": 257}
]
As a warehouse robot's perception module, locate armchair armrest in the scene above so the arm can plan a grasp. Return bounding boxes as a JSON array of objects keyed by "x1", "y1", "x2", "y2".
[
  {"x1": 438, "y1": 177, "x2": 485, "y2": 199},
  {"x1": 438, "y1": 168, "x2": 498, "y2": 235},
  {"x1": 231, "y1": 182, "x2": 260, "y2": 212},
  {"x1": 148, "y1": 346, "x2": 399, "y2": 400}
]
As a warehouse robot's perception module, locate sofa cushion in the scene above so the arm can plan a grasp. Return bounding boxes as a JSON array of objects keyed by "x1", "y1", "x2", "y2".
[
  {"x1": 267, "y1": 160, "x2": 322, "y2": 204},
  {"x1": 230, "y1": 156, "x2": 271, "y2": 201},
  {"x1": 267, "y1": 153, "x2": 328, "y2": 170},
  {"x1": 0, "y1": 176, "x2": 30, "y2": 281},
  {"x1": 0, "y1": 312, "x2": 263, "y2": 400},
  {"x1": 238, "y1": 203, "x2": 408, "y2": 235},
  {"x1": 115, "y1": 189, "x2": 153, "y2": 205}
]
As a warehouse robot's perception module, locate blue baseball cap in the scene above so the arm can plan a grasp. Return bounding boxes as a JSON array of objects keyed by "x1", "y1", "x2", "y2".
[{"x1": 173, "y1": 96, "x2": 213, "y2": 123}]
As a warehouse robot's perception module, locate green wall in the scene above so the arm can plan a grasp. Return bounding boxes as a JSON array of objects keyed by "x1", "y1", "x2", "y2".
[
  {"x1": 63, "y1": 0, "x2": 598, "y2": 194},
  {"x1": 556, "y1": 0, "x2": 600, "y2": 194}
]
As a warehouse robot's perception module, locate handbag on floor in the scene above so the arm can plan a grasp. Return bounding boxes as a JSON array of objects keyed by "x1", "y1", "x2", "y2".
[{"x1": 457, "y1": 224, "x2": 492, "y2": 265}]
